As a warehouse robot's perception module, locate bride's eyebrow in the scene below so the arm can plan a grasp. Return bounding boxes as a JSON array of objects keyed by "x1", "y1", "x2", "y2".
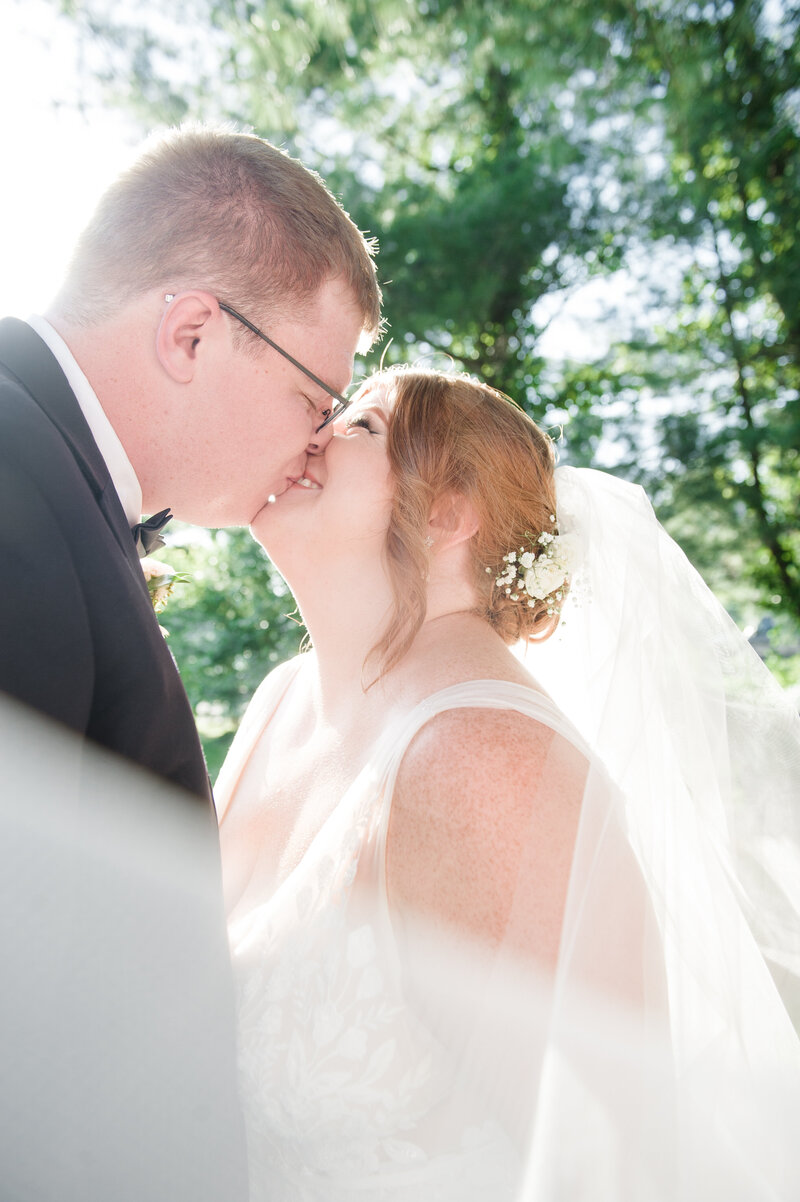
[{"x1": 348, "y1": 403, "x2": 388, "y2": 423}]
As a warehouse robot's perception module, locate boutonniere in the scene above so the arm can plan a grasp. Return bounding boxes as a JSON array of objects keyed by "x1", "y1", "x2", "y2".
[{"x1": 140, "y1": 556, "x2": 190, "y2": 617}]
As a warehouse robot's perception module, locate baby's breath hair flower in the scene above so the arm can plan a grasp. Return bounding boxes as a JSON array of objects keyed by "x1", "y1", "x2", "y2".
[{"x1": 492, "y1": 519, "x2": 578, "y2": 617}]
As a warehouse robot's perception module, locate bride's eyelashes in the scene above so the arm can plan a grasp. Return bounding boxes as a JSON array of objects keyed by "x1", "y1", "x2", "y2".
[{"x1": 345, "y1": 415, "x2": 377, "y2": 433}]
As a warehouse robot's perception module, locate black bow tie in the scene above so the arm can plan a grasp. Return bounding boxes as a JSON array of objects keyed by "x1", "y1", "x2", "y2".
[{"x1": 131, "y1": 508, "x2": 173, "y2": 558}]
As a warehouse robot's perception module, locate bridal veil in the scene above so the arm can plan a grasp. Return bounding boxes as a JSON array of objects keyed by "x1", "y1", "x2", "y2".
[
  {"x1": 1, "y1": 465, "x2": 797, "y2": 1199},
  {"x1": 385, "y1": 465, "x2": 800, "y2": 1199},
  {"x1": 483, "y1": 466, "x2": 800, "y2": 1198}
]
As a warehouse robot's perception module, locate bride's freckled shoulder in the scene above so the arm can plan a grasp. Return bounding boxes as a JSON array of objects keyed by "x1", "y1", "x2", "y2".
[{"x1": 388, "y1": 706, "x2": 586, "y2": 963}]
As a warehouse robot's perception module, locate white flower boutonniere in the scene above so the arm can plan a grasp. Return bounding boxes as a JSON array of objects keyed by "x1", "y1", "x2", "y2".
[{"x1": 140, "y1": 556, "x2": 190, "y2": 618}]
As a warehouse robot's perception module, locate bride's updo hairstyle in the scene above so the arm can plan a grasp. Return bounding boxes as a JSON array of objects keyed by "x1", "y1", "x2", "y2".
[{"x1": 373, "y1": 367, "x2": 561, "y2": 675}]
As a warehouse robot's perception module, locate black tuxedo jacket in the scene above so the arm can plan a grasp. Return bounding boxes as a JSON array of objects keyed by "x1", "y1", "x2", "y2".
[
  {"x1": 0, "y1": 319, "x2": 247, "y2": 1198},
  {"x1": 0, "y1": 317, "x2": 210, "y2": 800}
]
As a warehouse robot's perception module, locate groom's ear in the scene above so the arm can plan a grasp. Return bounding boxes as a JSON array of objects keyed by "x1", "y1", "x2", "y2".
[
  {"x1": 155, "y1": 292, "x2": 220, "y2": 384},
  {"x1": 427, "y1": 491, "x2": 479, "y2": 551}
]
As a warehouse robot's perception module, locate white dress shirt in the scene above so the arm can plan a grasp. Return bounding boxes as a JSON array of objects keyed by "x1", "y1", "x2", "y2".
[{"x1": 27, "y1": 314, "x2": 143, "y2": 527}]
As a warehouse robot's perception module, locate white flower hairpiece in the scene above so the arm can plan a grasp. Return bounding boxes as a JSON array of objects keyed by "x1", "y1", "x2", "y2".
[{"x1": 487, "y1": 517, "x2": 578, "y2": 616}]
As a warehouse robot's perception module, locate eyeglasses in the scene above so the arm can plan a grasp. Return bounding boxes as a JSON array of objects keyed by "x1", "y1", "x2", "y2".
[
  {"x1": 164, "y1": 294, "x2": 351, "y2": 431},
  {"x1": 218, "y1": 301, "x2": 352, "y2": 432}
]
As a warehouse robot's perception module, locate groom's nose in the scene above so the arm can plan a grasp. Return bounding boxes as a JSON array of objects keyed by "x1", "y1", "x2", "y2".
[{"x1": 306, "y1": 421, "x2": 334, "y2": 455}]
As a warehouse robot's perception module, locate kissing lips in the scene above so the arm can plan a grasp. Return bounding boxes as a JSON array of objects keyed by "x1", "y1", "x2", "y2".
[
  {"x1": 268, "y1": 475, "x2": 323, "y2": 503},
  {"x1": 264, "y1": 474, "x2": 319, "y2": 507},
  {"x1": 291, "y1": 475, "x2": 322, "y2": 490}
]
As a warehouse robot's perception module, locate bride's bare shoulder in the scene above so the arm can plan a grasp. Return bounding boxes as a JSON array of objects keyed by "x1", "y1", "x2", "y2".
[
  {"x1": 402, "y1": 703, "x2": 554, "y2": 775},
  {"x1": 387, "y1": 704, "x2": 586, "y2": 957},
  {"x1": 393, "y1": 705, "x2": 585, "y2": 820}
]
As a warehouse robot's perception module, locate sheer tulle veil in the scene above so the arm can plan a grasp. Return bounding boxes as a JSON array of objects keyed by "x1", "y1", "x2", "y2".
[
  {"x1": 0, "y1": 700, "x2": 247, "y2": 1200},
  {"x1": 507, "y1": 465, "x2": 800, "y2": 1197},
  {"x1": 333, "y1": 463, "x2": 800, "y2": 1199},
  {"x1": 2, "y1": 465, "x2": 798, "y2": 1199}
]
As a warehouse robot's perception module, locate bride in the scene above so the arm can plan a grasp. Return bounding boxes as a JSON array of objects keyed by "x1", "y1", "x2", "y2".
[{"x1": 216, "y1": 367, "x2": 800, "y2": 1200}]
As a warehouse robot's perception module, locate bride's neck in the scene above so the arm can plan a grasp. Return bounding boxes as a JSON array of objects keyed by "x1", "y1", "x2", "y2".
[
  {"x1": 291, "y1": 564, "x2": 479, "y2": 722},
  {"x1": 301, "y1": 595, "x2": 392, "y2": 716}
]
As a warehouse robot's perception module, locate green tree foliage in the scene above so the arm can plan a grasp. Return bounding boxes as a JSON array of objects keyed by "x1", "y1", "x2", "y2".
[
  {"x1": 151, "y1": 528, "x2": 305, "y2": 775},
  {"x1": 602, "y1": 0, "x2": 800, "y2": 625},
  {"x1": 53, "y1": 0, "x2": 800, "y2": 723}
]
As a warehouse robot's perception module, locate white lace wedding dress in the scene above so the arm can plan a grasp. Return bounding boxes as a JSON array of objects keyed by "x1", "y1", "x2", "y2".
[{"x1": 216, "y1": 661, "x2": 599, "y2": 1201}]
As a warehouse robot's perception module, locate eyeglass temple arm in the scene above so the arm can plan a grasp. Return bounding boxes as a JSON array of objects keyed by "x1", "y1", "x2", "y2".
[{"x1": 218, "y1": 302, "x2": 347, "y2": 407}]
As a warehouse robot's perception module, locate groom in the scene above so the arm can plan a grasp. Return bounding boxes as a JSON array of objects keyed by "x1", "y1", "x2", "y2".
[
  {"x1": 0, "y1": 125, "x2": 381, "y2": 1198},
  {"x1": 0, "y1": 124, "x2": 380, "y2": 792}
]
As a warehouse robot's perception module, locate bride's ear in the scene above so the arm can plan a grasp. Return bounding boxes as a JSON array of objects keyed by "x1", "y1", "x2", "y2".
[{"x1": 427, "y1": 491, "x2": 479, "y2": 551}]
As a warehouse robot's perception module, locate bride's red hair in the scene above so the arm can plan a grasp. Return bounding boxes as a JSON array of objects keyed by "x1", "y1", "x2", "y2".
[{"x1": 371, "y1": 367, "x2": 561, "y2": 676}]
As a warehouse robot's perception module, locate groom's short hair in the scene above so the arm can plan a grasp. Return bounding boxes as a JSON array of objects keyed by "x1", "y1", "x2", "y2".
[{"x1": 53, "y1": 124, "x2": 382, "y2": 341}]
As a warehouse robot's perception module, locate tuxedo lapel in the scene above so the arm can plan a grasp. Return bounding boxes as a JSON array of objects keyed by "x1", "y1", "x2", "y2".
[{"x1": 0, "y1": 318, "x2": 139, "y2": 566}]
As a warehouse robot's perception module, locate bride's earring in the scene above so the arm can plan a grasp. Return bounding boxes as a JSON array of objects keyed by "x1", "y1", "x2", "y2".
[{"x1": 424, "y1": 536, "x2": 434, "y2": 548}]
